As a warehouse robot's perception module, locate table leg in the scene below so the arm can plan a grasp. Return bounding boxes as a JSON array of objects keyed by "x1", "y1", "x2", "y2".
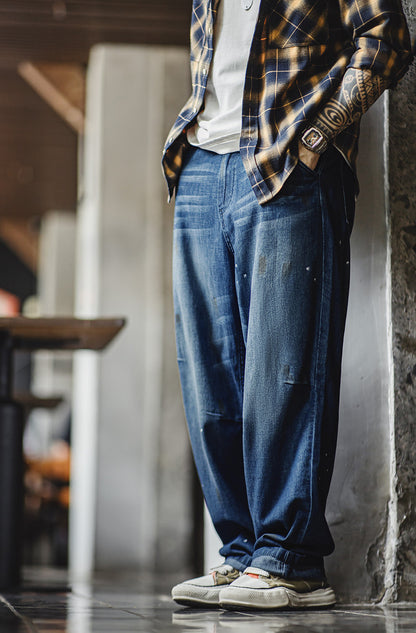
[{"x1": 0, "y1": 332, "x2": 24, "y2": 590}]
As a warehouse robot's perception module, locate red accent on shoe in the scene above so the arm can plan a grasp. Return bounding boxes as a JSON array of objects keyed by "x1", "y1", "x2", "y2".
[{"x1": 247, "y1": 573, "x2": 260, "y2": 579}]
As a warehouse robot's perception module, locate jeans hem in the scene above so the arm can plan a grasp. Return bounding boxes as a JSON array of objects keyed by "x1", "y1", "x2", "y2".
[
  {"x1": 224, "y1": 555, "x2": 252, "y2": 573},
  {"x1": 252, "y1": 550, "x2": 326, "y2": 581}
]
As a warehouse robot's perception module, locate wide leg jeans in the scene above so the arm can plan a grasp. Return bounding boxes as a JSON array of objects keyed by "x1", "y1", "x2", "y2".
[{"x1": 172, "y1": 146, "x2": 355, "y2": 579}]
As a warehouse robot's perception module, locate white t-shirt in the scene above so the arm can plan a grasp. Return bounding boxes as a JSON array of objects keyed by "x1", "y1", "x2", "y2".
[{"x1": 188, "y1": 0, "x2": 261, "y2": 154}]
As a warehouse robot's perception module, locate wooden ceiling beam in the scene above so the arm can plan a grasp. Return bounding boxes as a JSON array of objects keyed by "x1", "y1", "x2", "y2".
[
  {"x1": 0, "y1": 69, "x2": 78, "y2": 219},
  {"x1": 18, "y1": 62, "x2": 85, "y2": 135}
]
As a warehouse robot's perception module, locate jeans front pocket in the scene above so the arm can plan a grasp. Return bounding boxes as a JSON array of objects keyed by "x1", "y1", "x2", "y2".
[{"x1": 297, "y1": 158, "x2": 320, "y2": 177}]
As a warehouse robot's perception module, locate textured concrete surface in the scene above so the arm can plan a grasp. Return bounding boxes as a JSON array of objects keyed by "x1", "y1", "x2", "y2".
[{"x1": 389, "y1": 0, "x2": 416, "y2": 601}]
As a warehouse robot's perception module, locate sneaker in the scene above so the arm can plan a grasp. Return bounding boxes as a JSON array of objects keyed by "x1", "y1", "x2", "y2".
[
  {"x1": 171, "y1": 564, "x2": 241, "y2": 607},
  {"x1": 219, "y1": 567, "x2": 336, "y2": 610}
]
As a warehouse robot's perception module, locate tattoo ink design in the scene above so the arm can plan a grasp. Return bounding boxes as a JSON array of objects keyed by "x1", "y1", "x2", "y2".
[{"x1": 312, "y1": 69, "x2": 387, "y2": 141}]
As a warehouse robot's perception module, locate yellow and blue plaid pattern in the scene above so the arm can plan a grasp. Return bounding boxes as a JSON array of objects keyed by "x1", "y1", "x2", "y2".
[{"x1": 162, "y1": 0, "x2": 413, "y2": 204}]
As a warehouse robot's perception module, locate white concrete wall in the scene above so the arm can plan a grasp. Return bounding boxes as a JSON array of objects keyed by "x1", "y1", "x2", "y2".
[{"x1": 70, "y1": 45, "x2": 192, "y2": 577}]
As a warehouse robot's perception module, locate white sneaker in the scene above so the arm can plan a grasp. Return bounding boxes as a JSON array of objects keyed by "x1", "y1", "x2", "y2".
[
  {"x1": 219, "y1": 567, "x2": 336, "y2": 610},
  {"x1": 171, "y1": 564, "x2": 241, "y2": 607}
]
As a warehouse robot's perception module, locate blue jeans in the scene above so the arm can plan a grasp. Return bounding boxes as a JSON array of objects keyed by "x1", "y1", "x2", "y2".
[{"x1": 173, "y1": 146, "x2": 355, "y2": 580}]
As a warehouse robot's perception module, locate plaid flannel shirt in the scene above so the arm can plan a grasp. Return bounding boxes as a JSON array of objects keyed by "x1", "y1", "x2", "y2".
[{"x1": 162, "y1": 0, "x2": 413, "y2": 204}]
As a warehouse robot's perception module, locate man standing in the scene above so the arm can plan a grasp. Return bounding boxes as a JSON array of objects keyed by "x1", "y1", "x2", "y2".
[{"x1": 162, "y1": 0, "x2": 412, "y2": 611}]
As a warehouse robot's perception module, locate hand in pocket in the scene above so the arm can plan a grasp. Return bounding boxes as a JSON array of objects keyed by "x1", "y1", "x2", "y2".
[{"x1": 298, "y1": 140, "x2": 320, "y2": 171}]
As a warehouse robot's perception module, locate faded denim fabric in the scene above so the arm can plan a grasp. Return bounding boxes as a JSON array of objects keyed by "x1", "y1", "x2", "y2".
[{"x1": 173, "y1": 146, "x2": 355, "y2": 579}]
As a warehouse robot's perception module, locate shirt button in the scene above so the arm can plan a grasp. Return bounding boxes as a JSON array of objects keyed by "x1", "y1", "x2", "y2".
[
  {"x1": 202, "y1": 68, "x2": 208, "y2": 76},
  {"x1": 169, "y1": 137, "x2": 173, "y2": 143},
  {"x1": 192, "y1": 107, "x2": 197, "y2": 113}
]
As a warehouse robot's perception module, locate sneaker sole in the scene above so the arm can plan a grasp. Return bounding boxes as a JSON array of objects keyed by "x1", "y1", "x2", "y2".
[
  {"x1": 220, "y1": 586, "x2": 336, "y2": 611},
  {"x1": 172, "y1": 586, "x2": 222, "y2": 608}
]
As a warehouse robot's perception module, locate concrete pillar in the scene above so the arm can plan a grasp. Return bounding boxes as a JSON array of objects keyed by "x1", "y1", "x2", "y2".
[{"x1": 70, "y1": 45, "x2": 192, "y2": 577}]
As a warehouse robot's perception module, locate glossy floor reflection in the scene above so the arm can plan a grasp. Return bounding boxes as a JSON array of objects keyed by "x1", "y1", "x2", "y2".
[{"x1": 0, "y1": 568, "x2": 416, "y2": 632}]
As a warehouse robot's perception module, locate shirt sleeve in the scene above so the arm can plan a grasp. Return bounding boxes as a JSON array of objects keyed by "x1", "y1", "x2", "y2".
[
  {"x1": 340, "y1": 0, "x2": 413, "y2": 87},
  {"x1": 304, "y1": 0, "x2": 413, "y2": 147}
]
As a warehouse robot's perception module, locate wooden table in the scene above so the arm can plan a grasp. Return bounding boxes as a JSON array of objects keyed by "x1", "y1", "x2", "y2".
[{"x1": 0, "y1": 316, "x2": 126, "y2": 590}]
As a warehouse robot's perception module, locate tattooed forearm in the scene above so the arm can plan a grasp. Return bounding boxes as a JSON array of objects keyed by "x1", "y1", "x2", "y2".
[{"x1": 312, "y1": 68, "x2": 387, "y2": 141}]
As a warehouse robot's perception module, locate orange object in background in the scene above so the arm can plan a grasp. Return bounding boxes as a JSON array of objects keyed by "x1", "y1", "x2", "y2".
[
  {"x1": 25, "y1": 440, "x2": 71, "y2": 484},
  {"x1": 24, "y1": 440, "x2": 71, "y2": 566},
  {"x1": 0, "y1": 288, "x2": 20, "y2": 316}
]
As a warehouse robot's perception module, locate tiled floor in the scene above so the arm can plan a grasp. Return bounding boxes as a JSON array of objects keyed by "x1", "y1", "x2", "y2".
[{"x1": 0, "y1": 568, "x2": 416, "y2": 632}]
